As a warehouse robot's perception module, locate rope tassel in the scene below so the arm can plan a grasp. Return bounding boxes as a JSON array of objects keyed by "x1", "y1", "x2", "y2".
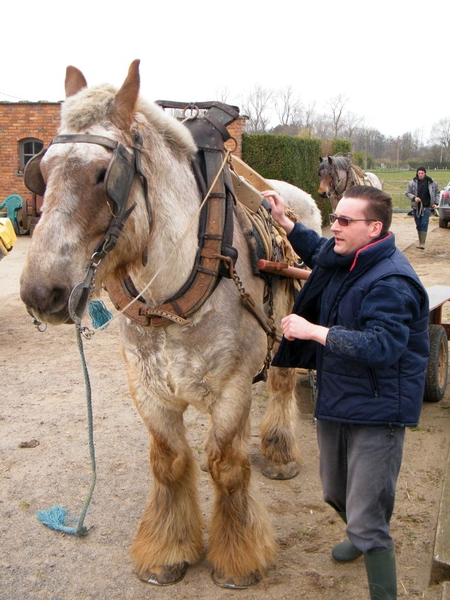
[
  {"x1": 37, "y1": 505, "x2": 88, "y2": 536},
  {"x1": 89, "y1": 300, "x2": 113, "y2": 329}
]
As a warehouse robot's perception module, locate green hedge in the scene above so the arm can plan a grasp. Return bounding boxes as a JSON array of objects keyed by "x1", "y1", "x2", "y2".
[{"x1": 241, "y1": 134, "x2": 321, "y2": 197}]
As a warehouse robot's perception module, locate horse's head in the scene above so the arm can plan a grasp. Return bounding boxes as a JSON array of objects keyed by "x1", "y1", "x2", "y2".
[
  {"x1": 317, "y1": 156, "x2": 336, "y2": 199},
  {"x1": 20, "y1": 60, "x2": 198, "y2": 326},
  {"x1": 317, "y1": 155, "x2": 351, "y2": 211}
]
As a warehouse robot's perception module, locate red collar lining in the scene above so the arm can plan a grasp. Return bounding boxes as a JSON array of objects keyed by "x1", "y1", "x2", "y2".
[{"x1": 349, "y1": 232, "x2": 392, "y2": 271}]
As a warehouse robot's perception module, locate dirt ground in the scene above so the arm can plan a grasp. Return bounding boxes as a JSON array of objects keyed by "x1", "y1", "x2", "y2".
[{"x1": 1, "y1": 213, "x2": 449, "y2": 600}]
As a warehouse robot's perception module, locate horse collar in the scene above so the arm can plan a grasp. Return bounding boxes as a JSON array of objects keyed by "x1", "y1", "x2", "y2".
[{"x1": 105, "y1": 103, "x2": 241, "y2": 327}]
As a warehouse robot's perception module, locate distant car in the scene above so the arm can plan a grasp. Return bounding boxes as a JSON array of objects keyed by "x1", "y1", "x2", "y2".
[{"x1": 438, "y1": 182, "x2": 450, "y2": 228}]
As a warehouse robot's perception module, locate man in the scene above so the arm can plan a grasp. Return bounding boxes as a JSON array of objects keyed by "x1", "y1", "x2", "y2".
[
  {"x1": 405, "y1": 166, "x2": 439, "y2": 249},
  {"x1": 262, "y1": 185, "x2": 429, "y2": 600}
]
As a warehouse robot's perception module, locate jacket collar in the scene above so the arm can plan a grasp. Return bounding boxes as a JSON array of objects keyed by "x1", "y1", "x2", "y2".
[{"x1": 316, "y1": 232, "x2": 394, "y2": 272}]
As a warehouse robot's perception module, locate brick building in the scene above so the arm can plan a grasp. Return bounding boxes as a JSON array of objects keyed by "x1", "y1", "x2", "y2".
[
  {"x1": 0, "y1": 101, "x2": 246, "y2": 225},
  {"x1": 0, "y1": 101, "x2": 61, "y2": 217}
]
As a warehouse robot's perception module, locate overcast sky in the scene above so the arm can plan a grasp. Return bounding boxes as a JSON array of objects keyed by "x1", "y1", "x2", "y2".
[{"x1": 2, "y1": 0, "x2": 448, "y2": 141}]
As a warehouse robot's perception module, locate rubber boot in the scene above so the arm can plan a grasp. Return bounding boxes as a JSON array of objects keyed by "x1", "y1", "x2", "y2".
[
  {"x1": 332, "y1": 540, "x2": 363, "y2": 562},
  {"x1": 416, "y1": 231, "x2": 426, "y2": 249},
  {"x1": 364, "y1": 548, "x2": 397, "y2": 599},
  {"x1": 331, "y1": 511, "x2": 363, "y2": 562}
]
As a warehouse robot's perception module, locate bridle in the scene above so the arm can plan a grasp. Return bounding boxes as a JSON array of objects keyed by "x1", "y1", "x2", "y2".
[
  {"x1": 24, "y1": 132, "x2": 153, "y2": 324},
  {"x1": 320, "y1": 157, "x2": 352, "y2": 199},
  {"x1": 329, "y1": 161, "x2": 345, "y2": 197}
]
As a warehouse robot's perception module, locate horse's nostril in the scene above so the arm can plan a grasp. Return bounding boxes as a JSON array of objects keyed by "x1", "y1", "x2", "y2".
[
  {"x1": 48, "y1": 286, "x2": 71, "y2": 313},
  {"x1": 21, "y1": 283, "x2": 71, "y2": 315}
]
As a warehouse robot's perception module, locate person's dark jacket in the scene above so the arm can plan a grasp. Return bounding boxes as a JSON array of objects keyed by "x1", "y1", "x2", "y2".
[
  {"x1": 272, "y1": 222, "x2": 429, "y2": 427},
  {"x1": 405, "y1": 176, "x2": 440, "y2": 209}
]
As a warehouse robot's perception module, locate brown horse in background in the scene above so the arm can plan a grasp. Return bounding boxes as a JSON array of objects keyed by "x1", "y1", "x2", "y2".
[
  {"x1": 318, "y1": 154, "x2": 382, "y2": 210},
  {"x1": 20, "y1": 61, "x2": 322, "y2": 589}
]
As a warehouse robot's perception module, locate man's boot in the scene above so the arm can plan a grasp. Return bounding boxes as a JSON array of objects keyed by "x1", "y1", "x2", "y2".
[
  {"x1": 364, "y1": 547, "x2": 397, "y2": 599},
  {"x1": 331, "y1": 511, "x2": 363, "y2": 562},
  {"x1": 416, "y1": 231, "x2": 426, "y2": 249}
]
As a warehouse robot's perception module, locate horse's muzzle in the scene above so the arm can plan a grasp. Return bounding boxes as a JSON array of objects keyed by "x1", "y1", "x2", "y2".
[{"x1": 20, "y1": 279, "x2": 74, "y2": 325}]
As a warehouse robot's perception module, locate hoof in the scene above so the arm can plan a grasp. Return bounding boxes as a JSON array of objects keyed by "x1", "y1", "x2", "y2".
[
  {"x1": 137, "y1": 562, "x2": 187, "y2": 586},
  {"x1": 262, "y1": 459, "x2": 299, "y2": 480},
  {"x1": 212, "y1": 569, "x2": 261, "y2": 589}
]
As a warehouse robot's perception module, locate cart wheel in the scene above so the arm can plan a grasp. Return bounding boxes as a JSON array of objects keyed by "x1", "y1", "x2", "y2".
[{"x1": 424, "y1": 324, "x2": 448, "y2": 402}]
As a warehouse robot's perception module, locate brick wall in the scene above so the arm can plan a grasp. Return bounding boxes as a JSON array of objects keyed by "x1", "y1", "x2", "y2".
[
  {"x1": 225, "y1": 117, "x2": 246, "y2": 157},
  {"x1": 0, "y1": 102, "x2": 245, "y2": 217},
  {"x1": 0, "y1": 102, "x2": 61, "y2": 211}
]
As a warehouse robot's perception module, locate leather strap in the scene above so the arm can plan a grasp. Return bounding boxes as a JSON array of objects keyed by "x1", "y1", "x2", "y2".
[{"x1": 105, "y1": 103, "x2": 240, "y2": 327}]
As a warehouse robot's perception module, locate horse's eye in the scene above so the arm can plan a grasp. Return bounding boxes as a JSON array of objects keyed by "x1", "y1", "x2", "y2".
[{"x1": 96, "y1": 167, "x2": 107, "y2": 185}]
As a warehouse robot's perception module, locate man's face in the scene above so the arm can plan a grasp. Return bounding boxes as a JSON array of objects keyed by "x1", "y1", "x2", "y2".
[
  {"x1": 330, "y1": 198, "x2": 382, "y2": 256},
  {"x1": 417, "y1": 170, "x2": 426, "y2": 180}
]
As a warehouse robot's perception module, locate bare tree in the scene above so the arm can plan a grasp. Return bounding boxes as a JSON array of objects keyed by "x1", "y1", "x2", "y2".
[
  {"x1": 326, "y1": 94, "x2": 348, "y2": 138},
  {"x1": 274, "y1": 85, "x2": 303, "y2": 127},
  {"x1": 215, "y1": 86, "x2": 232, "y2": 104},
  {"x1": 240, "y1": 84, "x2": 274, "y2": 133},
  {"x1": 313, "y1": 113, "x2": 334, "y2": 140},
  {"x1": 301, "y1": 101, "x2": 318, "y2": 137},
  {"x1": 431, "y1": 118, "x2": 450, "y2": 146},
  {"x1": 342, "y1": 112, "x2": 364, "y2": 143}
]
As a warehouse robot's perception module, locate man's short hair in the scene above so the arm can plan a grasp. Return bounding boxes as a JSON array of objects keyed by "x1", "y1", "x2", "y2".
[{"x1": 343, "y1": 185, "x2": 392, "y2": 233}]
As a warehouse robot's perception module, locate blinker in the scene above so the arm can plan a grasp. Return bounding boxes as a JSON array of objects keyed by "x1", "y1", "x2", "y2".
[
  {"x1": 24, "y1": 148, "x2": 47, "y2": 197},
  {"x1": 103, "y1": 143, "x2": 136, "y2": 218},
  {"x1": 24, "y1": 136, "x2": 136, "y2": 221}
]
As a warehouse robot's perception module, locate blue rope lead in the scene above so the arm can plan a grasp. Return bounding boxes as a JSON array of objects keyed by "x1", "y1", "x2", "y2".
[{"x1": 37, "y1": 326, "x2": 97, "y2": 536}]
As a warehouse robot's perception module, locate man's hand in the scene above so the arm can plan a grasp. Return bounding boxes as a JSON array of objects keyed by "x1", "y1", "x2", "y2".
[
  {"x1": 281, "y1": 314, "x2": 329, "y2": 346},
  {"x1": 261, "y1": 190, "x2": 295, "y2": 234}
]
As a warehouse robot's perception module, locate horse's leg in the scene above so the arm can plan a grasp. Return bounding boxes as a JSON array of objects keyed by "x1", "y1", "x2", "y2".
[
  {"x1": 259, "y1": 280, "x2": 301, "y2": 480},
  {"x1": 129, "y1": 383, "x2": 203, "y2": 584},
  {"x1": 260, "y1": 365, "x2": 301, "y2": 479},
  {"x1": 206, "y1": 383, "x2": 276, "y2": 588}
]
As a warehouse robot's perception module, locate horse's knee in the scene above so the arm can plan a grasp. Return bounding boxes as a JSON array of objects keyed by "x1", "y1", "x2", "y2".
[
  {"x1": 208, "y1": 446, "x2": 251, "y2": 493},
  {"x1": 150, "y1": 433, "x2": 193, "y2": 484}
]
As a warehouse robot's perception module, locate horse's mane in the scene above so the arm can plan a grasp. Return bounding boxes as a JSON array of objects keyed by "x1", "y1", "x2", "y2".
[
  {"x1": 60, "y1": 83, "x2": 197, "y2": 158},
  {"x1": 320, "y1": 155, "x2": 351, "y2": 171}
]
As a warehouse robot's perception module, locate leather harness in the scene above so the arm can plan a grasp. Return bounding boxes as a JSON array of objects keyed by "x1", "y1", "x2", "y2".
[
  {"x1": 24, "y1": 101, "x2": 276, "y2": 330},
  {"x1": 105, "y1": 101, "x2": 242, "y2": 326}
]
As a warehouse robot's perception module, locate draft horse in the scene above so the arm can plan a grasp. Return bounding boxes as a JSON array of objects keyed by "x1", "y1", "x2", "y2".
[
  {"x1": 318, "y1": 154, "x2": 382, "y2": 210},
  {"x1": 20, "y1": 60, "x2": 321, "y2": 588}
]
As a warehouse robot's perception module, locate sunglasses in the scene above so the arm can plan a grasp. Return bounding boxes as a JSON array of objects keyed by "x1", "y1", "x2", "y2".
[{"x1": 329, "y1": 213, "x2": 377, "y2": 227}]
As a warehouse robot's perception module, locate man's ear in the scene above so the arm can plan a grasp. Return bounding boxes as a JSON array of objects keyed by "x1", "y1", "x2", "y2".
[{"x1": 370, "y1": 220, "x2": 383, "y2": 238}]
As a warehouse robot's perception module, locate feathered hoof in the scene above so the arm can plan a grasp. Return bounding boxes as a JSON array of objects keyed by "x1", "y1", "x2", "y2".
[
  {"x1": 262, "y1": 459, "x2": 299, "y2": 480},
  {"x1": 136, "y1": 562, "x2": 187, "y2": 586},
  {"x1": 212, "y1": 569, "x2": 261, "y2": 589}
]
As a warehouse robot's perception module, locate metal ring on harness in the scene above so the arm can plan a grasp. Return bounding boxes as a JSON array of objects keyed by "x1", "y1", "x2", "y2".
[
  {"x1": 226, "y1": 136, "x2": 238, "y2": 153},
  {"x1": 182, "y1": 104, "x2": 200, "y2": 120}
]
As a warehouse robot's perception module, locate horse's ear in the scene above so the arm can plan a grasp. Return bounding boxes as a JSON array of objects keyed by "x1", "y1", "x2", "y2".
[
  {"x1": 110, "y1": 59, "x2": 140, "y2": 130},
  {"x1": 65, "y1": 66, "x2": 88, "y2": 98},
  {"x1": 327, "y1": 156, "x2": 333, "y2": 165},
  {"x1": 319, "y1": 157, "x2": 323, "y2": 162}
]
